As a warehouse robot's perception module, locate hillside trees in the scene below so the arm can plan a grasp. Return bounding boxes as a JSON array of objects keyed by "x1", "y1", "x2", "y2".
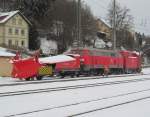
[
  {"x1": 47, "y1": 0, "x2": 97, "y2": 53},
  {"x1": 14, "y1": 0, "x2": 56, "y2": 50},
  {"x1": 81, "y1": 4, "x2": 98, "y2": 47},
  {"x1": 0, "y1": 0, "x2": 97, "y2": 52}
]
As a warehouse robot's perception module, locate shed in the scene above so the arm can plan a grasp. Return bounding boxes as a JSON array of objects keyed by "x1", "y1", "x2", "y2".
[{"x1": 0, "y1": 49, "x2": 15, "y2": 77}]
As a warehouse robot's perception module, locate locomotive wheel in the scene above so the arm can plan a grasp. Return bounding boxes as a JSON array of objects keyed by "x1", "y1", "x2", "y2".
[
  {"x1": 60, "y1": 72, "x2": 65, "y2": 78},
  {"x1": 71, "y1": 74, "x2": 74, "y2": 78},
  {"x1": 75, "y1": 71, "x2": 80, "y2": 77},
  {"x1": 36, "y1": 76, "x2": 42, "y2": 80},
  {"x1": 60, "y1": 73, "x2": 65, "y2": 78},
  {"x1": 61, "y1": 75, "x2": 65, "y2": 78},
  {"x1": 25, "y1": 78, "x2": 31, "y2": 81},
  {"x1": 76, "y1": 74, "x2": 80, "y2": 77}
]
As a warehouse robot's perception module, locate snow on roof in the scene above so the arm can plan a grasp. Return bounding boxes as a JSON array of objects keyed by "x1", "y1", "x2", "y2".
[
  {"x1": 39, "y1": 55, "x2": 75, "y2": 64},
  {"x1": 0, "y1": 47, "x2": 15, "y2": 57},
  {"x1": 0, "y1": 50, "x2": 15, "y2": 57},
  {"x1": 98, "y1": 18, "x2": 111, "y2": 28},
  {"x1": 0, "y1": 47, "x2": 7, "y2": 51},
  {"x1": 0, "y1": 10, "x2": 31, "y2": 25},
  {"x1": 0, "y1": 10, "x2": 18, "y2": 23}
]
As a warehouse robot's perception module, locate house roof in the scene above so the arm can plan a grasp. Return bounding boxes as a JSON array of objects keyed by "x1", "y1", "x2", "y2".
[
  {"x1": 97, "y1": 18, "x2": 111, "y2": 28},
  {"x1": 0, "y1": 10, "x2": 31, "y2": 25}
]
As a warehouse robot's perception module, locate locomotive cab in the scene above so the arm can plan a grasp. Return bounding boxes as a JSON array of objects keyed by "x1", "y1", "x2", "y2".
[{"x1": 55, "y1": 54, "x2": 81, "y2": 78}]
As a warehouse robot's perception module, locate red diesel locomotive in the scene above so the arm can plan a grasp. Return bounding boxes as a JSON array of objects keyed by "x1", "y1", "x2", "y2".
[{"x1": 55, "y1": 48, "x2": 141, "y2": 77}]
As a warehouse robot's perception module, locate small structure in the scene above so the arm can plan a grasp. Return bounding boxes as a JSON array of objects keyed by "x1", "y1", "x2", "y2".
[
  {"x1": 0, "y1": 47, "x2": 15, "y2": 77},
  {"x1": 40, "y1": 37, "x2": 57, "y2": 55},
  {"x1": 38, "y1": 29, "x2": 58, "y2": 55}
]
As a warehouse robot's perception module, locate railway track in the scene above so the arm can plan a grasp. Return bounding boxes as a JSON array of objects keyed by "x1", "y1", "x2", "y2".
[
  {"x1": 5, "y1": 88, "x2": 150, "y2": 117},
  {"x1": 0, "y1": 73, "x2": 147, "y2": 87},
  {"x1": 1, "y1": 77, "x2": 150, "y2": 97},
  {"x1": 70, "y1": 95, "x2": 150, "y2": 117}
]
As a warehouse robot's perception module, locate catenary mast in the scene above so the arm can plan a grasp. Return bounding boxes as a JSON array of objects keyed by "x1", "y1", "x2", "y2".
[
  {"x1": 113, "y1": 0, "x2": 116, "y2": 50},
  {"x1": 77, "y1": 0, "x2": 81, "y2": 48}
]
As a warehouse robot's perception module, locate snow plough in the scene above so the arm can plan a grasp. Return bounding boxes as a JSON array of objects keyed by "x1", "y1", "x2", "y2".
[{"x1": 11, "y1": 53, "x2": 75, "y2": 80}]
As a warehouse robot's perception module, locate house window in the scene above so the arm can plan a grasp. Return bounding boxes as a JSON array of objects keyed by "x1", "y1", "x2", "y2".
[
  {"x1": 8, "y1": 28, "x2": 12, "y2": 34},
  {"x1": 15, "y1": 29, "x2": 19, "y2": 35},
  {"x1": 12, "y1": 18, "x2": 16, "y2": 25},
  {"x1": 8, "y1": 40, "x2": 12, "y2": 46},
  {"x1": 21, "y1": 40, "x2": 24, "y2": 46},
  {"x1": 15, "y1": 40, "x2": 18, "y2": 46},
  {"x1": 21, "y1": 29, "x2": 25, "y2": 36},
  {"x1": 19, "y1": 19, "x2": 22, "y2": 25}
]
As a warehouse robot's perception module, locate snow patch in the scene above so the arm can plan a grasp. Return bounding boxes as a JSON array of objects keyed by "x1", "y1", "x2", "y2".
[{"x1": 39, "y1": 55, "x2": 75, "y2": 64}]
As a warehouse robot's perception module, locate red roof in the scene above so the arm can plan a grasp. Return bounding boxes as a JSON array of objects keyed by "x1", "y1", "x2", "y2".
[{"x1": 0, "y1": 15, "x2": 8, "y2": 21}]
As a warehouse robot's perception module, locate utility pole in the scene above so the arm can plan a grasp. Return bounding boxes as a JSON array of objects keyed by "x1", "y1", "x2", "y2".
[
  {"x1": 77, "y1": 0, "x2": 81, "y2": 48},
  {"x1": 113, "y1": 0, "x2": 116, "y2": 50}
]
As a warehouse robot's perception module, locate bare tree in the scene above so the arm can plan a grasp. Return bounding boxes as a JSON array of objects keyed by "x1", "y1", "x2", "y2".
[
  {"x1": 52, "y1": 0, "x2": 97, "y2": 53},
  {"x1": 107, "y1": 1, "x2": 134, "y2": 49},
  {"x1": 107, "y1": 1, "x2": 133, "y2": 30},
  {"x1": 81, "y1": 4, "x2": 98, "y2": 47}
]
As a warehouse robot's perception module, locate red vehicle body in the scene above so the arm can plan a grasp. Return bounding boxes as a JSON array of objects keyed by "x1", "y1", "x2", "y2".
[
  {"x1": 120, "y1": 51, "x2": 141, "y2": 73},
  {"x1": 55, "y1": 54, "x2": 80, "y2": 71},
  {"x1": 55, "y1": 48, "x2": 141, "y2": 77},
  {"x1": 11, "y1": 48, "x2": 141, "y2": 80},
  {"x1": 11, "y1": 56, "x2": 42, "y2": 80},
  {"x1": 55, "y1": 54, "x2": 81, "y2": 77},
  {"x1": 11, "y1": 54, "x2": 72, "y2": 80}
]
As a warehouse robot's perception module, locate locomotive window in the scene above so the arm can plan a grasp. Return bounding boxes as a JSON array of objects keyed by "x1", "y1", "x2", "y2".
[
  {"x1": 103, "y1": 52, "x2": 108, "y2": 56},
  {"x1": 89, "y1": 51, "x2": 93, "y2": 55},
  {"x1": 110, "y1": 53, "x2": 116, "y2": 57},
  {"x1": 70, "y1": 50, "x2": 84, "y2": 55}
]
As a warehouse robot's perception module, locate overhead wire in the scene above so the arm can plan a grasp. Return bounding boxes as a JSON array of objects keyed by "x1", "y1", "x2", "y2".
[{"x1": 92, "y1": 0, "x2": 109, "y2": 11}]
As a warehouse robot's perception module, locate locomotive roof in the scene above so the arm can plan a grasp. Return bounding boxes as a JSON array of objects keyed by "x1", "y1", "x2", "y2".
[
  {"x1": 71, "y1": 47, "x2": 119, "y2": 53},
  {"x1": 71, "y1": 48, "x2": 138, "y2": 54}
]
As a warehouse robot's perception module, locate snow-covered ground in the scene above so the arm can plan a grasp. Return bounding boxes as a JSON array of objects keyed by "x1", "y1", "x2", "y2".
[
  {"x1": 142, "y1": 67, "x2": 150, "y2": 74},
  {"x1": 0, "y1": 68, "x2": 150, "y2": 117}
]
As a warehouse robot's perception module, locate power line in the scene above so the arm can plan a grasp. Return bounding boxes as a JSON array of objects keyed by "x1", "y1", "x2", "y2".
[
  {"x1": 92, "y1": 0, "x2": 109, "y2": 11},
  {"x1": 100, "y1": 0, "x2": 111, "y2": 5}
]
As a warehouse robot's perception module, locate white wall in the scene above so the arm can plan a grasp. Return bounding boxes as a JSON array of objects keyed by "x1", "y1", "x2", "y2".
[{"x1": 40, "y1": 37, "x2": 58, "y2": 55}]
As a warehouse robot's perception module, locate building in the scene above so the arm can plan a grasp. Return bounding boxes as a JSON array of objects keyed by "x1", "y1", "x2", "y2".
[
  {"x1": 94, "y1": 18, "x2": 112, "y2": 49},
  {"x1": 96, "y1": 18, "x2": 111, "y2": 41},
  {"x1": 0, "y1": 10, "x2": 31, "y2": 50}
]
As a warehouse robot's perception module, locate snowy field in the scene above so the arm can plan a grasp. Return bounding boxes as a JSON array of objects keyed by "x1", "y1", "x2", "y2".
[{"x1": 0, "y1": 67, "x2": 150, "y2": 117}]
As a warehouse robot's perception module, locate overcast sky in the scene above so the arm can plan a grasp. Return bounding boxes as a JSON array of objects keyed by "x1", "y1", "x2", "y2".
[{"x1": 84, "y1": 0, "x2": 150, "y2": 35}]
